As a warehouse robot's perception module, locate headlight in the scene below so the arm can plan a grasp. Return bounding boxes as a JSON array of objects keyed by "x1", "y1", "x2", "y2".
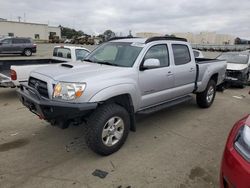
[
  {"x1": 235, "y1": 125, "x2": 250, "y2": 162},
  {"x1": 53, "y1": 82, "x2": 86, "y2": 100}
]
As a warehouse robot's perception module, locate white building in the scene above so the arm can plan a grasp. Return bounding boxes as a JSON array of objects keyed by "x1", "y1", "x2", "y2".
[
  {"x1": 0, "y1": 20, "x2": 61, "y2": 42},
  {"x1": 174, "y1": 32, "x2": 235, "y2": 45},
  {"x1": 136, "y1": 32, "x2": 163, "y2": 38}
]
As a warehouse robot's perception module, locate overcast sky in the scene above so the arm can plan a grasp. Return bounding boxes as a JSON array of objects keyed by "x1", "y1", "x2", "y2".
[{"x1": 0, "y1": 0, "x2": 249, "y2": 38}]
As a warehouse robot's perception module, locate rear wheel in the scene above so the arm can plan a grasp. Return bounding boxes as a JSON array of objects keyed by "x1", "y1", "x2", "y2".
[
  {"x1": 196, "y1": 80, "x2": 216, "y2": 108},
  {"x1": 85, "y1": 103, "x2": 130, "y2": 156},
  {"x1": 23, "y1": 49, "x2": 32, "y2": 56}
]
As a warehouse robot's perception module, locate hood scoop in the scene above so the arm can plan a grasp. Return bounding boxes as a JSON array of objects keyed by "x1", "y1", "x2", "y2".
[{"x1": 61, "y1": 63, "x2": 73, "y2": 68}]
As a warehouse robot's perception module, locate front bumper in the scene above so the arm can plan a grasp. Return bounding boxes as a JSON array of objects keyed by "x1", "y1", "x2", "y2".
[
  {"x1": 17, "y1": 83, "x2": 98, "y2": 121},
  {"x1": 225, "y1": 70, "x2": 247, "y2": 86},
  {"x1": 225, "y1": 76, "x2": 245, "y2": 85},
  {"x1": 221, "y1": 147, "x2": 250, "y2": 188}
]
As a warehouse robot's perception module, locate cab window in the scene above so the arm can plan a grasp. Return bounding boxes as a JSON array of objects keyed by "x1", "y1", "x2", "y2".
[
  {"x1": 53, "y1": 47, "x2": 71, "y2": 59},
  {"x1": 144, "y1": 45, "x2": 169, "y2": 67},
  {"x1": 172, "y1": 44, "x2": 191, "y2": 65}
]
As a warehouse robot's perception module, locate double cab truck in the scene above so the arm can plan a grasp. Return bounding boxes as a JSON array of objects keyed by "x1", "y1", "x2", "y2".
[
  {"x1": 0, "y1": 46, "x2": 90, "y2": 87},
  {"x1": 18, "y1": 37, "x2": 227, "y2": 155}
]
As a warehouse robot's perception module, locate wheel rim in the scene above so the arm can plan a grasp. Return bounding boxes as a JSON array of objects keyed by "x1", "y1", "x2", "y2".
[
  {"x1": 102, "y1": 116, "x2": 124, "y2": 147},
  {"x1": 25, "y1": 50, "x2": 31, "y2": 56},
  {"x1": 206, "y1": 86, "x2": 214, "y2": 103}
]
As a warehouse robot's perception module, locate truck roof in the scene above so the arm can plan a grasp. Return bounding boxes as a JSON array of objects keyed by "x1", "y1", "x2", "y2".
[
  {"x1": 110, "y1": 36, "x2": 187, "y2": 44},
  {"x1": 54, "y1": 45, "x2": 90, "y2": 51}
]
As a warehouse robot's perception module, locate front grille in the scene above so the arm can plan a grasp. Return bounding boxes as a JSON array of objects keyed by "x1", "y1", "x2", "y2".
[
  {"x1": 226, "y1": 70, "x2": 242, "y2": 79},
  {"x1": 28, "y1": 77, "x2": 49, "y2": 98}
]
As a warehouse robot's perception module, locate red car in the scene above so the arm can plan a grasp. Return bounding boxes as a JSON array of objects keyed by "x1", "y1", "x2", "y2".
[{"x1": 221, "y1": 115, "x2": 250, "y2": 188}]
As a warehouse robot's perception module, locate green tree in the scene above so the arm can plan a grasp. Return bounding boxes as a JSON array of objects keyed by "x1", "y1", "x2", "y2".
[{"x1": 103, "y1": 30, "x2": 115, "y2": 41}]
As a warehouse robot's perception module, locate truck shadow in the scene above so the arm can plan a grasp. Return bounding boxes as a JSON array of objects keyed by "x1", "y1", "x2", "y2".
[
  {"x1": 0, "y1": 54, "x2": 23, "y2": 58},
  {"x1": 30, "y1": 100, "x2": 198, "y2": 158}
]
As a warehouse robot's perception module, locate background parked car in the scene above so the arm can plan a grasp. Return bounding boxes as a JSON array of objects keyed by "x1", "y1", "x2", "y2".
[
  {"x1": 0, "y1": 37, "x2": 36, "y2": 56},
  {"x1": 220, "y1": 115, "x2": 250, "y2": 188},
  {"x1": 0, "y1": 45, "x2": 90, "y2": 88},
  {"x1": 64, "y1": 39, "x2": 72, "y2": 44},
  {"x1": 217, "y1": 52, "x2": 250, "y2": 88}
]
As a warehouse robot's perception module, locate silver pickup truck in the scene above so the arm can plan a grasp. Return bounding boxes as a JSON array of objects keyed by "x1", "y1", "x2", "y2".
[{"x1": 18, "y1": 37, "x2": 226, "y2": 155}]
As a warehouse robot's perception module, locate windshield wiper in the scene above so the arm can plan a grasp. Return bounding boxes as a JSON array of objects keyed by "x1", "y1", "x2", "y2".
[
  {"x1": 83, "y1": 59, "x2": 94, "y2": 62},
  {"x1": 96, "y1": 61, "x2": 118, "y2": 66}
]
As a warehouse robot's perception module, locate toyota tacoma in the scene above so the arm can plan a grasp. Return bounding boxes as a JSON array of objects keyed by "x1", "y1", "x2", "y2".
[{"x1": 18, "y1": 37, "x2": 227, "y2": 155}]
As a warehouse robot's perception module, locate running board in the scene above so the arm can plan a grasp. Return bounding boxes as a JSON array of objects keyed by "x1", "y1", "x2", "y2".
[{"x1": 137, "y1": 95, "x2": 193, "y2": 115}]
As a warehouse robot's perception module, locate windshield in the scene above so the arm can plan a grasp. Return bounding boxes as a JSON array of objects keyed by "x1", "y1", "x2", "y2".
[
  {"x1": 85, "y1": 42, "x2": 143, "y2": 67},
  {"x1": 217, "y1": 53, "x2": 249, "y2": 64}
]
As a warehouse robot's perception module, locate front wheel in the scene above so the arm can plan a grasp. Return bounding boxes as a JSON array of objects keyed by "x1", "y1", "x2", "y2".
[
  {"x1": 85, "y1": 103, "x2": 130, "y2": 156},
  {"x1": 196, "y1": 80, "x2": 216, "y2": 108}
]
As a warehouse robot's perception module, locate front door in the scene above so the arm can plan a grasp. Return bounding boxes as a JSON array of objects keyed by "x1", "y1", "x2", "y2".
[
  {"x1": 138, "y1": 44, "x2": 174, "y2": 109},
  {"x1": 0, "y1": 38, "x2": 13, "y2": 53}
]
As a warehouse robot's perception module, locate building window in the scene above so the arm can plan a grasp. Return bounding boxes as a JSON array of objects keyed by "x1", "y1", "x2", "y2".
[
  {"x1": 8, "y1": 33, "x2": 14, "y2": 37},
  {"x1": 34, "y1": 34, "x2": 40, "y2": 39}
]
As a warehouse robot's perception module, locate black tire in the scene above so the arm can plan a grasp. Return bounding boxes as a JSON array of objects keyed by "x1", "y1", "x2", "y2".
[
  {"x1": 23, "y1": 49, "x2": 32, "y2": 56},
  {"x1": 239, "y1": 84, "x2": 246, "y2": 89},
  {"x1": 86, "y1": 103, "x2": 130, "y2": 156},
  {"x1": 196, "y1": 80, "x2": 216, "y2": 108}
]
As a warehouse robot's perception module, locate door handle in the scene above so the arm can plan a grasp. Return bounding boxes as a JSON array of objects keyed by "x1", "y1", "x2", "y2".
[
  {"x1": 166, "y1": 71, "x2": 173, "y2": 76},
  {"x1": 189, "y1": 68, "x2": 195, "y2": 72}
]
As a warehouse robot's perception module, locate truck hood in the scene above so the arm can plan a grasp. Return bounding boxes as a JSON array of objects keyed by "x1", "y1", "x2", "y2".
[
  {"x1": 227, "y1": 63, "x2": 248, "y2": 71},
  {"x1": 32, "y1": 61, "x2": 130, "y2": 82}
]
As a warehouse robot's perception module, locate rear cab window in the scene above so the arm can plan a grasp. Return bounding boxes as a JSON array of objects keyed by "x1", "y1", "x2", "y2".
[
  {"x1": 172, "y1": 44, "x2": 191, "y2": 65},
  {"x1": 53, "y1": 47, "x2": 71, "y2": 59},
  {"x1": 193, "y1": 51, "x2": 200, "y2": 58}
]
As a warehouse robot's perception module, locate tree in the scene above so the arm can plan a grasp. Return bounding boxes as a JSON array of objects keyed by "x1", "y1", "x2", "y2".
[
  {"x1": 127, "y1": 30, "x2": 133, "y2": 37},
  {"x1": 103, "y1": 30, "x2": 115, "y2": 41},
  {"x1": 60, "y1": 26, "x2": 86, "y2": 39}
]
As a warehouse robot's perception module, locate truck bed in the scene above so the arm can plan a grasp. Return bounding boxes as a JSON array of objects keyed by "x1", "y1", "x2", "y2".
[
  {"x1": 195, "y1": 58, "x2": 224, "y2": 64},
  {"x1": 0, "y1": 59, "x2": 65, "y2": 74},
  {"x1": 0, "y1": 59, "x2": 66, "y2": 87},
  {"x1": 195, "y1": 58, "x2": 227, "y2": 92}
]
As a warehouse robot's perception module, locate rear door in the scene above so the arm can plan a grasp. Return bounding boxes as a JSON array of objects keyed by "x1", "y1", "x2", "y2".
[
  {"x1": 138, "y1": 44, "x2": 175, "y2": 108},
  {"x1": 12, "y1": 38, "x2": 24, "y2": 53},
  {"x1": 171, "y1": 43, "x2": 196, "y2": 96}
]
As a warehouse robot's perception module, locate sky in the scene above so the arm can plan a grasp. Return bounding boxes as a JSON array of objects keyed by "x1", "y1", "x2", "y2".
[{"x1": 0, "y1": 0, "x2": 249, "y2": 38}]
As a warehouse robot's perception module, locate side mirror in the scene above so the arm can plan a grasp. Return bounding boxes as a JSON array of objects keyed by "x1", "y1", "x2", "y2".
[{"x1": 141, "y1": 58, "x2": 160, "y2": 70}]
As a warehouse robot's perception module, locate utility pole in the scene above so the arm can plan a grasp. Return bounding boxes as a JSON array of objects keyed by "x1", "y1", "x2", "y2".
[{"x1": 17, "y1": 16, "x2": 21, "y2": 22}]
